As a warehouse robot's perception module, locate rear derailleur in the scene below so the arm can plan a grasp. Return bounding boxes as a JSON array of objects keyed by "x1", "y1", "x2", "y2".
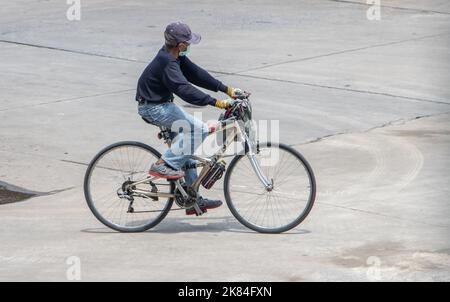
[{"x1": 117, "y1": 179, "x2": 136, "y2": 213}]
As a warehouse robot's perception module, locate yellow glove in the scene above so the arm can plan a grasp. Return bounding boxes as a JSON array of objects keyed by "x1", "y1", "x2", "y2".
[
  {"x1": 226, "y1": 87, "x2": 244, "y2": 99},
  {"x1": 215, "y1": 98, "x2": 235, "y2": 109}
]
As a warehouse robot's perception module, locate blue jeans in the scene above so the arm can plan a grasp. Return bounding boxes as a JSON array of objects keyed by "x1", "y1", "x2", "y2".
[{"x1": 138, "y1": 102, "x2": 209, "y2": 186}]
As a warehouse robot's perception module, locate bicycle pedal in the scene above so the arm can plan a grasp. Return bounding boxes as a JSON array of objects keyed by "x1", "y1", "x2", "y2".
[
  {"x1": 186, "y1": 205, "x2": 207, "y2": 216},
  {"x1": 195, "y1": 202, "x2": 206, "y2": 215},
  {"x1": 196, "y1": 208, "x2": 207, "y2": 216}
]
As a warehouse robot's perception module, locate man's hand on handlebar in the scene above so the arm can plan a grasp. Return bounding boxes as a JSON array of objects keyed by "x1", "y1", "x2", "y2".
[
  {"x1": 215, "y1": 98, "x2": 236, "y2": 109},
  {"x1": 227, "y1": 87, "x2": 251, "y2": 99},
  {"x1": 215, "y1": 87, "x2": 251, "y2": 109}
]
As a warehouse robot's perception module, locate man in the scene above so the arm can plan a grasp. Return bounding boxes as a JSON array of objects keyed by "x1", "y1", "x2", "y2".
[{"x1": 136, "y1": 21, "x2": 245, "y2": 214}]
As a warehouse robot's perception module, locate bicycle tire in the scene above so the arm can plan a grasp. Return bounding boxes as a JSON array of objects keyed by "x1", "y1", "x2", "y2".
[{"x1": 224, "y1": 142, "x2": 316, "y2": 233}]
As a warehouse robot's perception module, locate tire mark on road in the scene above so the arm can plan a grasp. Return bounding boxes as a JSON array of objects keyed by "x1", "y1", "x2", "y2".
[
  {"x1": 316, "y1": 201, "x2": 448, "y2": 229},
  {"x1": 293, "y1": 112, "x2": 450, "y2": 147}
]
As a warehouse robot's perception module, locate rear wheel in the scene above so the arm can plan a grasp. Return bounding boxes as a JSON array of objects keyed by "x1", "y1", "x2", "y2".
[
  {"x1": 224, "y1": 142, "x2": 316, "y2": 233},
  {"x1": 84, "y1": 141, "x2": 174, "y2": 232}
]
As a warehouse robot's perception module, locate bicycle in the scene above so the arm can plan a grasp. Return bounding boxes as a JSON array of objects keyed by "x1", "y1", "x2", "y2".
[{"x1": 83, "y1": 93, "x2": 316, "y2": 233}]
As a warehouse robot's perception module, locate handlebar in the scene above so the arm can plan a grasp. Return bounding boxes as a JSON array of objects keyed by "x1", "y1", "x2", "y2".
[
  {"x1": 219, "y1": 93, "x2": 252, "y2": 122},
  {"x1": 233, "y1": 90, "x2": 251, "y2": 100}
]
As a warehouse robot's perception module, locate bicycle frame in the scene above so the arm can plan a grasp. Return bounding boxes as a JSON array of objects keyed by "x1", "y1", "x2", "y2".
[{"x1": 126, "y1": 115, "x2": 272, "y2": 200}]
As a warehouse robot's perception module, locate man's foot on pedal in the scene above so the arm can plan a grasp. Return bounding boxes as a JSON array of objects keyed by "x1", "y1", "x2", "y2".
[
  {"x1": 186, "y1": 197, "x2": 223, "y2": 215},
  {"x1": 149, "y1": 162, "x2": 185, "y2": 179}
]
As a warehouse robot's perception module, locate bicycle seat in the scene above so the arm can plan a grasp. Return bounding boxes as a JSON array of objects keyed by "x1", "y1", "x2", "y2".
[
  {"x1": 141, "y1": 117, "x2": 169, "y2": 131},
  {"x1": 141, "y1": 117, "x2": 172, "y2": 143}
]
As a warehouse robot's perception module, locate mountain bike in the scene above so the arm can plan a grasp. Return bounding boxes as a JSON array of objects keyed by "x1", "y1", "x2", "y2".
[{"x1": 83, "y1": 93, "x2": 316, "y2": 233}]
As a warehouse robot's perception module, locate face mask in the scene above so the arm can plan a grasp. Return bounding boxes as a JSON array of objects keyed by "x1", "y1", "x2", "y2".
[{"x1": 179, "y1": 45, "x2": 190, "y2": 57}]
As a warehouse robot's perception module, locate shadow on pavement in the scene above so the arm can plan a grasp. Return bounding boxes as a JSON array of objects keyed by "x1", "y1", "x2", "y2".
[{"x1": 81, "y1": 216, "x2": 311, "y2": 235}]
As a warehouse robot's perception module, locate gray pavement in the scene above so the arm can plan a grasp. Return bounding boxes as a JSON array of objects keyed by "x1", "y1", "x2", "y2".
[{"x1": 0, "y1": 0, "x2": 449, "y2": 281}]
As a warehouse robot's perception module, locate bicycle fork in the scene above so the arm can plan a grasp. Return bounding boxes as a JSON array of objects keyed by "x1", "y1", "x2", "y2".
[{"x1": 247, "y1": 153, "x2": 273, "y2": 191}]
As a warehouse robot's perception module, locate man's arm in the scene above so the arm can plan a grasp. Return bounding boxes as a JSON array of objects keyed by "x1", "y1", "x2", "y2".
[
  {"x1": 180, "y1": 57, "x2": 228, "y2": 94},
  {"x1": 162, "y1": 61, "x2": 217, "y2": 106}
]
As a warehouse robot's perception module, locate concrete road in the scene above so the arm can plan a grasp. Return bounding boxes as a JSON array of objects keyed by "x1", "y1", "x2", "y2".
[{"x1": 0, "y1": 0, "x2": 449, "y2": 281}]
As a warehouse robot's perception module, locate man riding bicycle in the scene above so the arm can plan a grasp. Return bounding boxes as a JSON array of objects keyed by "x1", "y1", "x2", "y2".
[{"x1": 136, "y1": 21, "x2": 246, "y2": 215}]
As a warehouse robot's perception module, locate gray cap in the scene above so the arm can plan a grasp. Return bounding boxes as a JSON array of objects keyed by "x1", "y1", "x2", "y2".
[{"x1": 164, "y1": 21, "x2": 201, "y2": 46}]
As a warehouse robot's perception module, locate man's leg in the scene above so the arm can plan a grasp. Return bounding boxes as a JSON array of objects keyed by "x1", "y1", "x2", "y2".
[
  {"x1": 139, "y1": 102, "x2": 208, "y2": 183},
  {"x1": 139, "y1": 103, "x2": 187, "y2": 179},
  {"x1": 161, "y1": 106, "x2": 209, "y2": 186},
  {"x1": 139, "y1": 102, "x2": 222, "y2": 214}
]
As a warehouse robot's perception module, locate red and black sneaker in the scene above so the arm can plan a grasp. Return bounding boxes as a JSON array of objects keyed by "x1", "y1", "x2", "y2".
[
  {"x1": 149, "y1": 163, "x2": 185, "y2": 179},
  {"x1": 186, "y1": 197, "x2": 223, "y2": 215}
]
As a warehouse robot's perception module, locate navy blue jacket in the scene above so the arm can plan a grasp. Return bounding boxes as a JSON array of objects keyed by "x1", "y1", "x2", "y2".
[{"x1": 136, "y1": 46, "x2": 227, "y2": 106}]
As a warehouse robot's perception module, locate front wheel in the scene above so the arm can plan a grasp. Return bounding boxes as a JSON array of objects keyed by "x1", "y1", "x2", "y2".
[{"x1": 224, "y1": 142, "x2": 316, "y2": 233}]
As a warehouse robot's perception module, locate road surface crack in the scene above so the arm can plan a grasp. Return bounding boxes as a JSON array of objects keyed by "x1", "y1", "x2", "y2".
[{"x1": 295, "y1": 111, "x2": 450, "y2": 146}]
